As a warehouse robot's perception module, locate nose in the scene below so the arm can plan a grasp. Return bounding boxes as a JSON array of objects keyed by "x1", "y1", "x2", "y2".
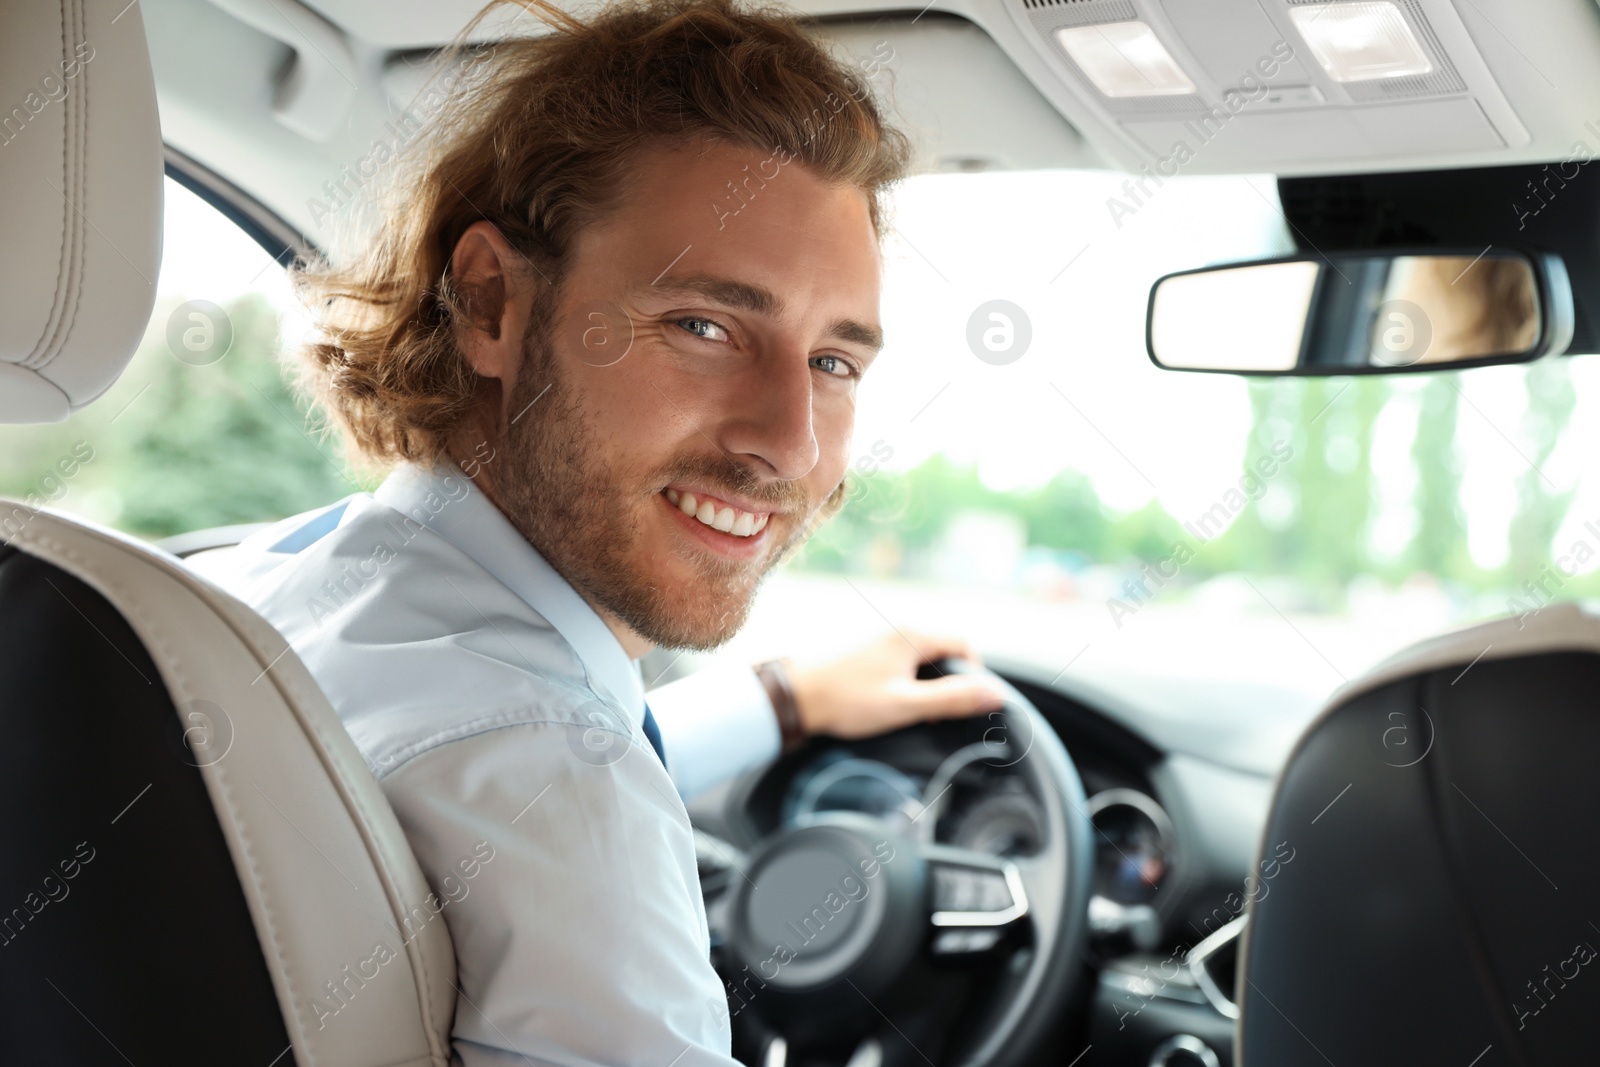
[{"x1": 718, "y1": 351, "x2": 819, "y2": 482}]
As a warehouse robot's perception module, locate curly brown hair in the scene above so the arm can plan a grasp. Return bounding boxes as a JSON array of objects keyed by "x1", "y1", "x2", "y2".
[{"x1": 290, "y1": 0, "x2": 912, "y2": 470}]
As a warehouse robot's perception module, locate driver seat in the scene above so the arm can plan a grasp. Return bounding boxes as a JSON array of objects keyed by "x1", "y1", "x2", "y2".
[
  {"x1": 1237, "y1": 602, "x2": 1600, "y2": 1065},
  {"x1": 0, "y1": 2, "x2": 455, "y2": 1063}
]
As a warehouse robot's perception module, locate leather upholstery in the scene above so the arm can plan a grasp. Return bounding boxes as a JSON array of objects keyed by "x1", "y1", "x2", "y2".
[
  {"x1": 0, "y1": 3, "x2": 458, "y2": 1062},
  {"x1": 0, "y1": 506, "x2": 458, "y2": 1066},
  {"x1": 0, "y1": 543, "x2": 293, "y2": 1064},
  {"x1": 0, "y1": 0, "x2": 163, "y2": 423},
  {"x1": 1239, "y1": 603, "x2": 1600, "y2": 1065}
]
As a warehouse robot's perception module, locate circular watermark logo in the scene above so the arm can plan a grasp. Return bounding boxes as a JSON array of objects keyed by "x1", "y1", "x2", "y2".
[
  {"x1": 966, "y1": 300, "x2": 1031, "y2": 366},
  {"x1": 979, "y1": 704, "x2": 1033, "y2": 768},
  {"x1": 170, "y1": 699, "x2": 234, "y2": 767},
  {"x1": 1368, "y1": 705, "x2": 1435, "y2": 768},
  {"x1": 572, "y1": 300, "x2": 635, "y2": 368},
  {"x1": 1370, "y1": 299, "x2": 1432, "y2": 368},
  {"x1": 166, "y1": 300, "x2": 234, "y2": 366},
  {"x1": 863, "y1": 475, "x2": 913, "y2": 525},
  {"x1": 565, "y1": 697, "x2": 636, "y2": 767}
]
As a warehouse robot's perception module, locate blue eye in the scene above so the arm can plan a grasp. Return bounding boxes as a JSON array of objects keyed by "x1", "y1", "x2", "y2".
[
  {"x1": 812, "y1": 354, "x2": 856, "y2": 378},
  {"x1": 676, "y1": 317, "x2": 728, "y2": 342}
]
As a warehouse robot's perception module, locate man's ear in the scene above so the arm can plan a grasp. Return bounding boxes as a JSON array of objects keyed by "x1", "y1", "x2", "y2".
[{"x1": 450, "y1": 221, "x2": 537, "y2": 416}]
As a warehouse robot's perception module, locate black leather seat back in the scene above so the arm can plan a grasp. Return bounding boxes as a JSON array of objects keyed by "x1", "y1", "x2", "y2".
[
  {"x1": 0, "y1": 2, "x2": 454, "y2": 1060},
  {"x1": 1240, "y1": 638, "x2": 1600, "y2": 1066},
  {"x1": 0, "y1": 546, "x2": 293, "y2": 1064}
]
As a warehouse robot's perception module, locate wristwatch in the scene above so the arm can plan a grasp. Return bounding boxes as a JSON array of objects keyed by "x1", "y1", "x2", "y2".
[{"x1": 755, "y1": 658, "x2": 805, "y2": 753}]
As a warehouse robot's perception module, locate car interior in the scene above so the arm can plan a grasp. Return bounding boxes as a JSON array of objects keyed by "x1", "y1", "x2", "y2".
[{"x1": 5, "y1": 0, "x2": 1600, "y2": 1065}]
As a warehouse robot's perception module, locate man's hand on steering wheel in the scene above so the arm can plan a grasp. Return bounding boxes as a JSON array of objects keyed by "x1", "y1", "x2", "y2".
[{"x1": 789, "y1": 631, "x2": 1011, "y2": 741}]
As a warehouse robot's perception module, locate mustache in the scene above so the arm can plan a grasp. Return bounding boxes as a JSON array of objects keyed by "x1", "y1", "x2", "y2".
[{"x1": 658, "y1": 453, "x2": 815, "y2": 512}]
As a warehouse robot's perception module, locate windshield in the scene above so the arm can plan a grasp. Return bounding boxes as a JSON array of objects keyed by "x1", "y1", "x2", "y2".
[
  {"x1": 727, "y1": 169, "x2": 1599, "y2": 703},
  {"x1": 4, "y1": 169, "x2": 1593, "y2": 706}
]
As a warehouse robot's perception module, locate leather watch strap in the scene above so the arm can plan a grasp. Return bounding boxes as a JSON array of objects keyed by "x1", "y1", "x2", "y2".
[{"x1": 755, "y1": 658, "x2": 804, "y2": 753}]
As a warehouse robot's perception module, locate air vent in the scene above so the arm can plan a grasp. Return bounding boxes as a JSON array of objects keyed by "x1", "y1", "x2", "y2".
[{"x1": 1188, "y1": 915, "x2": 1244, "y2": 1020}]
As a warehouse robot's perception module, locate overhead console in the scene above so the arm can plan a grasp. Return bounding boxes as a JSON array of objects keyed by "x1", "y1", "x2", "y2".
[{"x1": 1005, "y1": 0, "x2": 1537, "y2": 173}]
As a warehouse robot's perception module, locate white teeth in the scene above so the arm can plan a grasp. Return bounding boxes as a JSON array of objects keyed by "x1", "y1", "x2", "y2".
[{"x1": 664, "y1": 488, "x2": 771, "y2": 538}]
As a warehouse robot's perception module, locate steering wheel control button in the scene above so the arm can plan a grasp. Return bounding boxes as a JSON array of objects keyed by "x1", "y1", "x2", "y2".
[
  {"x1": 932, "y1": 928, "x2": 1004, "y2": 955},
  {"x1": 926, "y1": 849, "x2": 1029, "y2": 929},
  {"x1": 933, "y1": 865, "x2": 1013, "y2": 913}
]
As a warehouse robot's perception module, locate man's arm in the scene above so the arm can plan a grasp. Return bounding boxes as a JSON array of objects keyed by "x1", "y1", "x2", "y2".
[
  {"x1": 647, "y1": 664, "x2": 780, "y2": 800},
  {"x1": 648, "y1": 631, "x2": 1009, "y2": 800},
  {"x1": 378, "y1": 721, "x2": 738, "y2": 1067}
]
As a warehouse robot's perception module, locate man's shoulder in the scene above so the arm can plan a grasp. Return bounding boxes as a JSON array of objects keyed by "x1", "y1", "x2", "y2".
[{"x1": 191, "y1": 494, "x2": 612, "y2": 778}]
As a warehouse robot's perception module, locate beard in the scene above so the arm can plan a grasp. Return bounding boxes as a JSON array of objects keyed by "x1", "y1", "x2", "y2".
[{"x1": 488, "y1": 331, "x2": 847, "y2": 650}]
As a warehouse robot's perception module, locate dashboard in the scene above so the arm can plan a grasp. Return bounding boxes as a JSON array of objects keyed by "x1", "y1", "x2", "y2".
[
  {"x1": 687, "y1": 660, "x2": 1321, "y2": 1067},
  {"x1": 775, "y1": 746, "x2": 1174, "y2": 917}
]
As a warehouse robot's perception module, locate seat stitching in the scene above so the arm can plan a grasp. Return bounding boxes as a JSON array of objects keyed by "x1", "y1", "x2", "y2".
[
  {"x1": 23, "y1": 1, "x2": 74, "y2": 370},
  {"x1": 56, "y1": 0, "x2": 90, "y2": 378}
]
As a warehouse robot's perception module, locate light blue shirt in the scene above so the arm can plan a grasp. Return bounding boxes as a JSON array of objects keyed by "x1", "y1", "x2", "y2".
[{"x1": 189, "y1": 462, "x2": 781, "y2": 1067}]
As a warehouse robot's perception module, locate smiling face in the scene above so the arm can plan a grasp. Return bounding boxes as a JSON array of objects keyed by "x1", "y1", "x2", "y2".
[{"x1": 469, "y1": 138, "x2": 884, "y2": 651}]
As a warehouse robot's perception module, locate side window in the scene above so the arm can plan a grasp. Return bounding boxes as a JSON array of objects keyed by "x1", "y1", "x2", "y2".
[{"x1": 0, "y1": 176, "x2": 364, "y2": 537}]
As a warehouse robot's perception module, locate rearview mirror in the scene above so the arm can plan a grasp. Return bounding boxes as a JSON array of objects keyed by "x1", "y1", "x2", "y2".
[{"x1": 1147, "y1": 249, "x2": 1573, "y2": 375}]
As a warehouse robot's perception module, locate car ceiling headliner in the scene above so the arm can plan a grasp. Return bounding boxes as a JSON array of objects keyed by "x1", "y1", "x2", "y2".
[{"x1": 144, "y1": 0, "x2": 1600, "y2": 254}]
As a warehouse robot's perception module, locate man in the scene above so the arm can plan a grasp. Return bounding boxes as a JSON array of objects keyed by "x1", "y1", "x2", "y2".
[{"x1": 194, "y1": 0, "x2": 1008, "y2": 1063}]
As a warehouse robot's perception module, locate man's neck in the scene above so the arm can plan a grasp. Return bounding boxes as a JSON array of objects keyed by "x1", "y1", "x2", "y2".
[
  {"x1": 591, "y1": 602, "x2": 655, "y2": 661},
  {"x1": 456, "y1": 444, "x2": 655, "y2": 663}
]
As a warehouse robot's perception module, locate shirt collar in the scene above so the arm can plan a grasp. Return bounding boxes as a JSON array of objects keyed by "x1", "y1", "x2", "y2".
[{"x1": 372, "y1": 462, "x2": 645, "y2": 726}]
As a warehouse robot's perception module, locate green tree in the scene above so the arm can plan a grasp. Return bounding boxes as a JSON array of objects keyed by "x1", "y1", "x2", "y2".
[
  {"x1": 1202, "y1": 379, "x2": 1287, "y2": 575},
  {"x1": 0, "y1": 292, "x2": 362, "y2": 539},
  {"x1": 1407, "y1": 375, "x2": 1466, "y2": 578},
  {"x1": 1017, "y1": 469, "x2": 1110, "y2": 558},
  {"x1": 1506, "y1": 360, "x2": 1576, "y2": 581},
  {"x1": 1202, "y1": 376, "x2": 1386, "y2": 599}
]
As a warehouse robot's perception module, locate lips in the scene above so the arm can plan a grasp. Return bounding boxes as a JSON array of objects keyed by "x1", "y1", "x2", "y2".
[{"x1": 664, "y1": 487, "x2": 771, "y2": 538}]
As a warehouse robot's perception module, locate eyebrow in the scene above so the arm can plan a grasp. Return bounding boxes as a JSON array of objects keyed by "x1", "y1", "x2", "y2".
[{"x1": 646, "y1": 272, "x2": 884, "y2": 353}]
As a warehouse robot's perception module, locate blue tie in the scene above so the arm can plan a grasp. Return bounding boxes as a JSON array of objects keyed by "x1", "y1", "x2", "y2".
[{"x1": 640, "y1": 703, "x2": 666, "y2": 768}]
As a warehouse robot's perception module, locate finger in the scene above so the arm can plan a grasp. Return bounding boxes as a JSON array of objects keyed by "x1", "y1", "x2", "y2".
[
  {"x1": 899, "y1": 675, "x2": 1007, "y2": 721},
  {"x1": 896, "y1": 630, "x2": 980, "y2": 666}
]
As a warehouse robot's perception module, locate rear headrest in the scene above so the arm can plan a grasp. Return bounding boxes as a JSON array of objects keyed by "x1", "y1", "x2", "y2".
[
  {"x1": 0, "y1": 0, "x2": 163, "y2": 424},
  {"x1": 1239, "y1": 601, "x2": 1600, "y2": 1063}
]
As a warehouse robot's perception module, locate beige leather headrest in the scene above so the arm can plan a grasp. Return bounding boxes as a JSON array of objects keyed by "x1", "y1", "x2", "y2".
[{"x1": 0, "y1": 0, "x2": 163, "y2": 423}]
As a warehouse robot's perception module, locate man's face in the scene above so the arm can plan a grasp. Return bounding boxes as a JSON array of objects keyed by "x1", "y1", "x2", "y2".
[{"x1": 494, "y1": 139, "x2": 884, "y2": 650}]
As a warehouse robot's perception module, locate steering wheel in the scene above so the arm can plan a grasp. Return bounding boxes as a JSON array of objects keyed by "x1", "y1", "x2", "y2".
[{"x1": 703, "y1": 659, "x2": 1094, "y2": 1067}]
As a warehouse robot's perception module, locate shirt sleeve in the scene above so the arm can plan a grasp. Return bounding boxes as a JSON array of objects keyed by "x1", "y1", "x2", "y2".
[
  {"x1": 647, "y1": 663, "x2": 782, "y2": 801},
  {"x1": 377, "y1": 721, "x2": 740, "y2": 1067}
]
